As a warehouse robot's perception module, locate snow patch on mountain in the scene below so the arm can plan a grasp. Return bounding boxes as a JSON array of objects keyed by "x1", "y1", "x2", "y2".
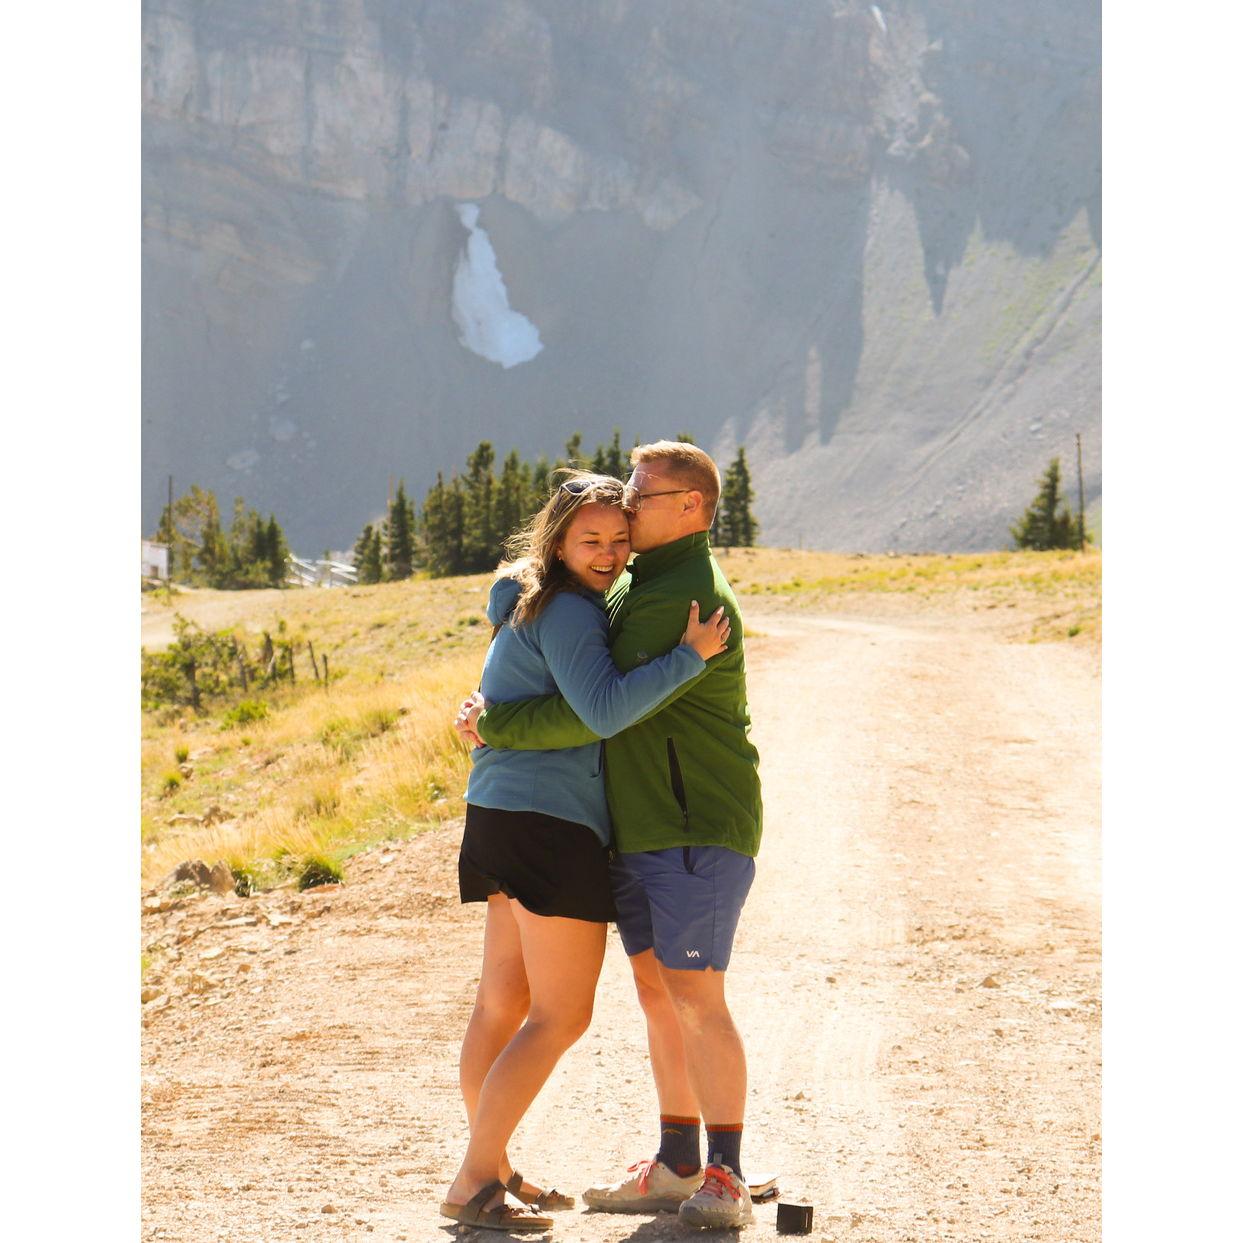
[{"x1": 450, "y1": 203, "x2": 543, "y2": 369}]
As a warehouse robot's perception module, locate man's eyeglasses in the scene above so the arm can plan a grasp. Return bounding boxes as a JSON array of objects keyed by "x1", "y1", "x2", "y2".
[{"x1": 621, "y1": 485, "x2": 690, "y2": 512}]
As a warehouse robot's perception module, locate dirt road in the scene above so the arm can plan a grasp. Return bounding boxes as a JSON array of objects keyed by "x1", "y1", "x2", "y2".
[{"x1": 141, "y1": 603, "x2": 1100, "y2": 1242}]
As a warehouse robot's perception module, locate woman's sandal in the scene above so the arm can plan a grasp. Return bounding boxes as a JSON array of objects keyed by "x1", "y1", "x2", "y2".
[
  {"x1": 439, "y1": 1179, "x2": 554, "y2": 1232},
  {"x1": 507, "y1": 1170, "x2": 576, "y2": 1211}
]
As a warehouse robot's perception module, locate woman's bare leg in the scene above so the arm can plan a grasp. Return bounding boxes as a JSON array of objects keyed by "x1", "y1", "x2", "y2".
[
  {"x1": 445, "y1": 902, "x2": 606, "y2": 1209},
  {"x1": 459, "y1": 894, "x2": 529, "y2": 1130}
]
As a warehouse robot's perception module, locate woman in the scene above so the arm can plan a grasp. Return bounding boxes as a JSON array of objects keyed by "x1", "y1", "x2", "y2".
[{"x1": 439, "y1": 472, "x2": 730, "y2": 1233}]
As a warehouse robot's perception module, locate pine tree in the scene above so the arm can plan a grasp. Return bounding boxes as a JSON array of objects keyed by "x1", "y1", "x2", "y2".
[
  {"x1": 245, "y1": 506, "x2": 268, "y2": 575},
  {"x1": 196, "y1": 491, "x2": 230, "y2": 586},
  {"x1": 561, "y1": 432, "x2": 584, "y2": 469},
  {"x1": 352, "y1": 524, "x2": 379, "y2": 584},
  {"x1": 363, "y1": 527, "x2": 384, "y2": 583},
  {"x1": 531, "y1": 454, "x2": 552, "y2": 504},
  {"x1": 676, "y1": 432, "x2": 696, "y2": 443},
  {"x1": 718, "y1": 447, "x2": 759, "y2": 547},
  {"x1": 157, "y1": 485, "x2": 211, "y2": 585},
  {"x1": 463, "y1": 442, "x2": 498, "y2": 571},
  {"x1": 495, "y1": 450, "x2": 530, "y2": 552},
  {"x1": 419, "y1": 474, "x2": 449, "y2": 576},
  {"x1": 603, "y1": 428, "x2": 626, "y2": 480},
  {"x1": 222, "y1": 497, "x2": 268, "y2": 588},
  {"x1": 421, "y1": 472, "x2": 467, "y2": 577},
  {"x1": 446, "y1": 475, "x2": 467, "y2": 574},
  {"x1": 386, "y1": 480, "x2": 417, "y2": 579},
  {"x1": 265, "y1": 515, "x2": 289, "y2": 586},
  {"x1": 1011, "y1": 458, "x2": 1078, "y2": 551}
]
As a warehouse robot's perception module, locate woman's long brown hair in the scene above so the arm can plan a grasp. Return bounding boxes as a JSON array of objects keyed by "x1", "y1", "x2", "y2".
[{"x1": 498, "y1": 469, "x2": 627, "y2": 626}]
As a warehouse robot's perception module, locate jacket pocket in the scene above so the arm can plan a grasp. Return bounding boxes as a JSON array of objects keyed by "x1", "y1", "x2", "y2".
[{"x1": 666, "y1": 737, "x2": 689, "y2": 831}]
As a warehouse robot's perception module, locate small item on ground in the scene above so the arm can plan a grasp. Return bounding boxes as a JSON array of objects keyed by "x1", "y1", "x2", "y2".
[
  {"x1": 748, "y1": 1172, "x2": 780, "y2": 1203},
  {"x1": 776, "y1": 1200, "x2": 815, "y2": 1234}
]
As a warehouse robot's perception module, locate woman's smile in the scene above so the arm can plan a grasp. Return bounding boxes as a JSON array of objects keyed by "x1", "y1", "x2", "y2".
[{"x1": 559, "y1": 501, "x2": 632, "y2": 591}]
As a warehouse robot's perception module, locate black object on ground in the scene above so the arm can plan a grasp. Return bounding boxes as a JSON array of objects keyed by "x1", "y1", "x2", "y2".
[{"x1": 776, "y1": 1201, "x2": 814, "y2": 1234}]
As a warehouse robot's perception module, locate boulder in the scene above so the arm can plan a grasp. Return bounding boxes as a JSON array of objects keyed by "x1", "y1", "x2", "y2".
[{"x1": 208, "y1": 861, "x2": 236, "y2": 896}]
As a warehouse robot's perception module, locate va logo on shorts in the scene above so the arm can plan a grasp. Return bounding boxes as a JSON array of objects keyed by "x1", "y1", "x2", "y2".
[{"x1": 685, "y1": 949, "x2": 701, "y2": 958}]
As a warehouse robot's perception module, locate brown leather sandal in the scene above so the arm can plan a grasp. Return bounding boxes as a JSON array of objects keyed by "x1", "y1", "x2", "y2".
[
  {"x1": 507, "y1": 1170, "x2": 576, "y2": 1211},
  {"x1": 439, "y1": 1179, "x2": 554, "y2": 1232}
]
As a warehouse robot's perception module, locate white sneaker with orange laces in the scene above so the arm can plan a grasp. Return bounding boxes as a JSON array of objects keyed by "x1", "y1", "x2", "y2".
[
  {"x1": 677, "y1": 1163, "x2": 754, "y2": 1229},
  {"x1": 582, "y1": 1157, "x2": 703, "y2": 1213}
]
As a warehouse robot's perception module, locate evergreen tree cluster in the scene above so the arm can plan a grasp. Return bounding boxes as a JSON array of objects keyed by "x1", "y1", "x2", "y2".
[
  {"x1": 1010, "y1": 457, "x2": 1086, "y2": 551},
  {"x1": 155, "y1": 486, "x2": 290, "y2": 589},
  {"x1": 353, "y1": 431, "x2": 760, "y2": 581}
]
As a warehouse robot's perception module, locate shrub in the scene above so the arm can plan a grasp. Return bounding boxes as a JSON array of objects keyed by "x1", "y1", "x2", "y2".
[
  {"x1": 174, "y1": 745, "x2": 190, "y2": 764},
  {"x1": 296, "y1": 854, "x2": 343, "y2": 890},
  {"x1": 160, "y1": 771, "x2": 181, "y2": 797},
  {"x1": 362, "y1": 708, "x2": 397, "y2": 737},
  {"x1": 220, "y1": 699, "x2": 269, "y2": 729},
  {"x1": 142, "y1": 616, "x2": 321, "y2": 712},
  {"x1": 319, "y1": 718, "x2": 358, "y2": 760},
  {"x1": 299, "y1": 781, "x2": 341, "y2": 821}
]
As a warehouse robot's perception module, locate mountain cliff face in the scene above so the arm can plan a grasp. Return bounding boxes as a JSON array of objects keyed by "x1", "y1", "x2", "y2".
[{"x1": 142, "y1": 0, "x2": 1100, "y2": 553}]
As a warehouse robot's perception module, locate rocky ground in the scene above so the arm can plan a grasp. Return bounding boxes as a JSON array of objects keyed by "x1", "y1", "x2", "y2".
[{"x1": 142, "y1": 601, "x2": 1100, "y2": 1241}]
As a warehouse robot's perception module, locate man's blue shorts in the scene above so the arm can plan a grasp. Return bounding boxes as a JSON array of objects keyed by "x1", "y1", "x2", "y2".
[{"x1": 610, "y1": 845, "x2": 756, "y2": 971}]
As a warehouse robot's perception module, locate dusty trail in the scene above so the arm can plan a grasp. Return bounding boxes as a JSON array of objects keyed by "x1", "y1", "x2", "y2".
[{"x1": 142, "y1": 604, "x2": 1100, "y2": 1242}]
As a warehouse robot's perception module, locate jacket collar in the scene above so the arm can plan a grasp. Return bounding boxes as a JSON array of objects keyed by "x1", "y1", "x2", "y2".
[{"x1": 629, "y1": 531, "x2": 710, "y2": 584}]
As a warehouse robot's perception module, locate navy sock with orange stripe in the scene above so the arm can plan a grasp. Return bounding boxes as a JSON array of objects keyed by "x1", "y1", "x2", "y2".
[
  {"x1": 706, "y1": 1123, "x2": 743, "y2": 1182},
  {"x1": 657, "y1": 1114, "x2": 701, "y2": 1178}
]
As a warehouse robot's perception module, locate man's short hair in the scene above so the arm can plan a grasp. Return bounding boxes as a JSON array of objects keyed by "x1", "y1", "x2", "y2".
[{"x1": 630, "y1": 440, "x2": 721, "y2": 522}]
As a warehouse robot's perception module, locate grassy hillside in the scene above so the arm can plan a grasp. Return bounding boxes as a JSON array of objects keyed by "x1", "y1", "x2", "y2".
[
  {"x1": 140, "y1": 548, "x2": 1100, "y2": 891},
  {"x1": 725, "y1": 546, "x2": 1101, "y2": 644}
]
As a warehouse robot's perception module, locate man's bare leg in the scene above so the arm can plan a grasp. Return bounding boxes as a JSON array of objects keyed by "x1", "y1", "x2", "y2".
[
  {"x1": 628, "y1": 948, "x2": 698, "y2": 1116},
  {"x1": 656, "y1": 963, "x2": 747, "y2": 1129}
]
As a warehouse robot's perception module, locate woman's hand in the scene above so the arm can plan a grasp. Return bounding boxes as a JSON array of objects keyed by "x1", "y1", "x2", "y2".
[
  {"x1": 454, "y1": 691, "x2": 487, "y2": 749},
  {"x1": 682, "y1": 600, "x2": 731, "y2": 660}
]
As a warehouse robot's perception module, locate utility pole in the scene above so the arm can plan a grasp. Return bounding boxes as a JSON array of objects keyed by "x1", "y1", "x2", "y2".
[
  {"x1": 1075, "y1": 433, "x2": 1086, "y2": 552},
  {"x1": 167, "y1": 473, "x2": 174, "y2": 578}
]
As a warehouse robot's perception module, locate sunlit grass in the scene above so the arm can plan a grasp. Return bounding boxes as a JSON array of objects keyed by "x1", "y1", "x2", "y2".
[
  {"x1": 141, "y1": 548, "x2": 1100, "y2": 888},
  {"x1": 723, "y1": 547, "x2": 1100, "y2": 644},
  {"x1": 140, "y1": 570, "x2": 497, "y2": 889}
]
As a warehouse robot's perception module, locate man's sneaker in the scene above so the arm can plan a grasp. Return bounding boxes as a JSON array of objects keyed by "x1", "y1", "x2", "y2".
[
  {"x1": 677, "y1": 1164, "x2": 753, "y2": 1229},
  {"x1": 582, "y1": 1157, "x2": 702, "y2": 1213}
]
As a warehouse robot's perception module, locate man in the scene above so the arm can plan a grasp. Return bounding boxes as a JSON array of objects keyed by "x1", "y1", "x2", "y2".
[{"x1": 459, "y1": 441, "x2": 763, "y2": 1229}]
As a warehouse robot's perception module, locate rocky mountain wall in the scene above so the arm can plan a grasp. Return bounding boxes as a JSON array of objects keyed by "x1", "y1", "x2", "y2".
[{"x1": 143, "y1": 0, "x2": 1101, "y2": 552}]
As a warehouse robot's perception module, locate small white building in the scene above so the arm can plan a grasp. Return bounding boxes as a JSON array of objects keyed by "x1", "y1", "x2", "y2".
[{"x1": 142, "y1": 540, "x2": 169, "y2": 580}]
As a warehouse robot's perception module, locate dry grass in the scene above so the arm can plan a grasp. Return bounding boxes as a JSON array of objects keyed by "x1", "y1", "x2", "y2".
[
  {"x1": 721, "y1": 546, "x2": 1101, "y2": 644},
  {"x1": 141, "y1": 548, "x2": 1100, "y2": 888},
  {"x1": 141, "y1": 572, "x2": 497, "y2": 889}
]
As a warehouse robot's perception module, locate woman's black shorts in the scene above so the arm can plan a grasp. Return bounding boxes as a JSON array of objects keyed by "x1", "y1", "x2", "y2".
[{"x1": 458, "y1": 804, "x2": 617, "y2": 923}]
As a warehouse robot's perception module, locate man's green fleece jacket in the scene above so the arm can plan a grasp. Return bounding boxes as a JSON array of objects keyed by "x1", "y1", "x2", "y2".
[{"x1": 477, "y1": 531, "x2": 762, "y2": 857}]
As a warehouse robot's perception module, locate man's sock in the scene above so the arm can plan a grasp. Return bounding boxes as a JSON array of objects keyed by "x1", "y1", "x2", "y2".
[
  {"x1": 705, "y1": 1123, "x2": 744, "y2": 1182},
  {"x1": 656, "y1": 1114, "x2": 702, "y2": 1177}
]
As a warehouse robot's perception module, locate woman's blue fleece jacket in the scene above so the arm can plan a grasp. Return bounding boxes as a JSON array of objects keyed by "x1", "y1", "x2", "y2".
[{"x1": 465, "y1": 575, "x2": 705, "y2": 845}]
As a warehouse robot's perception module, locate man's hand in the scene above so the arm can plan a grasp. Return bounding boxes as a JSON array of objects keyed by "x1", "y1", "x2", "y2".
[{"x1": 454, "y1": 691, "x2": 487, "y2": 750}]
